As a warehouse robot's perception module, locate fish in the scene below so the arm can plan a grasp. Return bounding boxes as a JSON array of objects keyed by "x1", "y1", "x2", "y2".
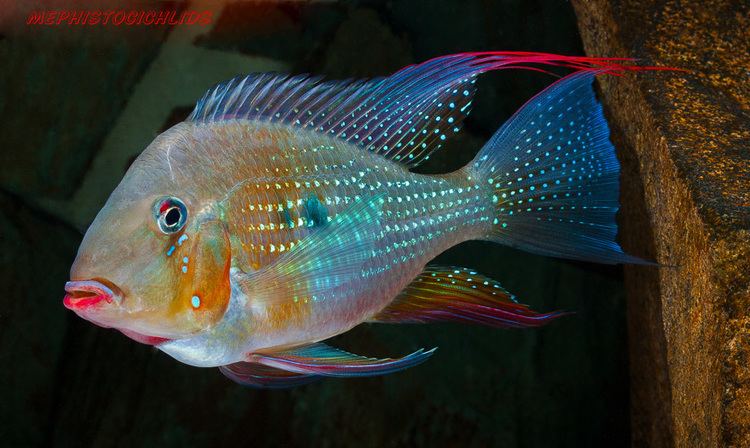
[{"x1": 63, "y1": 51, "x2": 655, "y2": 388}]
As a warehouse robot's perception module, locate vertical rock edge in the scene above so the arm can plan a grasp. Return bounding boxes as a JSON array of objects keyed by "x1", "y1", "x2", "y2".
[{"x1": 571, "y1": 0, "x2": 750, "y2": 446}]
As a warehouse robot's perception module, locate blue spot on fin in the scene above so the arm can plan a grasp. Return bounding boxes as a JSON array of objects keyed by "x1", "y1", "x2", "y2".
[
  {"x1": 471, "y1": 71, "x2": 650, "y2": 264},
  {"x1": 187, "y1": 53, "x2": 616, "y2": 168}
]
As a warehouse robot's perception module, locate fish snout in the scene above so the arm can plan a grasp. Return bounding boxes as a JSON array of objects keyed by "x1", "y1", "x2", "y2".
[{"x1": 63, "y1": 279, "x2": 121, "y2": 310}]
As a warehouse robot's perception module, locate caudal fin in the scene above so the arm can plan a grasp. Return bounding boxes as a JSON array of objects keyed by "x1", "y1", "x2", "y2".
[{"x1": 469, "y1": 70, "x2": 647, "y2": 264}]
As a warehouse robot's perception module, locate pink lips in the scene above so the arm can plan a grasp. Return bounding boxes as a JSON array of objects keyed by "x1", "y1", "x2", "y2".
[
  {"x1": 62, "y1": 281, "x2": 169, "y2": 345},
  {"x1": 63, "y1": 280, "x2": 116, "y2": 310}
]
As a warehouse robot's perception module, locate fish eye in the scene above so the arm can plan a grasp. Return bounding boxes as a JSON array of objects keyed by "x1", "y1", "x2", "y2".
[{"x1": 154, "y1": 197, "x2": 188, "y2": 234}]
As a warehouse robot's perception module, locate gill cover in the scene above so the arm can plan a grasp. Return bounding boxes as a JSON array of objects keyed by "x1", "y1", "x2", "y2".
[{"x1": 171, "y1": 219, "x2": 232, "y2": 332}]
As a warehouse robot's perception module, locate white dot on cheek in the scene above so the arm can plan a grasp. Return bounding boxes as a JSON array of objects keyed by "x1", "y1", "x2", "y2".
[{"x1": 191, "y1": 295, "x2": 201, "y2": 308}]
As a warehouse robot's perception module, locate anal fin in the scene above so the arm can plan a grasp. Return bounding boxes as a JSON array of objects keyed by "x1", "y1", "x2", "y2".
[
  {"x1": 251, "y1": 343, "x2": 435, "y2": 378},
  {"x1": 371, "y1": 266, "x2": 563, "y2": 328}
]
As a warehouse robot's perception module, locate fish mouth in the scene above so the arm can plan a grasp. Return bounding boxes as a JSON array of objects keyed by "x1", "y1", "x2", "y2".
[{"x1": 63, "y1": 279, "x2": 119, "y2": 310}]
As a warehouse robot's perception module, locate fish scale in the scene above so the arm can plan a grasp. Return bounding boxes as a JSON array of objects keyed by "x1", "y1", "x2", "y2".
[
  {"x1": 215, "y1": 122, "x2": 490, "y2": 344},
  {"x1": 219, "y1": 123, "x2": 489, "y2": 273}
]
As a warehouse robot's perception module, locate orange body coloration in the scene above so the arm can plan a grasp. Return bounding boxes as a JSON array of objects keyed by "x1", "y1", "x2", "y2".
[
  {"x1": 170, "y1": 220, "x2": 232, "y2": 330},
  {"x1": 64, "y1": 127, "x2": 238, "y2": 340}
]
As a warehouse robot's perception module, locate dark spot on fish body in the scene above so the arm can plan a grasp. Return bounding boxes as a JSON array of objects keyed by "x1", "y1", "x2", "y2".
[
  {"x1": 281, "y1": 206, "x2": 294, "y2": 229},
  {"x1": 303, "y1": 194, "x2": 328, "y2": 228}
]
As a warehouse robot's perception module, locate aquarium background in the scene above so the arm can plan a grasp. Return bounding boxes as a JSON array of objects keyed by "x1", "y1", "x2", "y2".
[{"x1": 0, "y1": 1, "x2": 630, "y2": 446}]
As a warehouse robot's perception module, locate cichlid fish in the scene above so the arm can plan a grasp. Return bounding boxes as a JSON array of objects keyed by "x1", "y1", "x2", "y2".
[{"x1": 64, "y1": 52, "x2": 650, "y2": 387}]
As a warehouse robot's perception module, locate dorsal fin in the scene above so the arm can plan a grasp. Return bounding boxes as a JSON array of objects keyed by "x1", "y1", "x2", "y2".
[{"x1": 188, "y1": 52, "x2": 634, "y2": 167}]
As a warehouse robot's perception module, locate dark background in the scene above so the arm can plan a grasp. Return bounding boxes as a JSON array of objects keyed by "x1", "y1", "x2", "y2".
[{"x1": 0, "y1": 1, "x2": 630, "y2": 446}]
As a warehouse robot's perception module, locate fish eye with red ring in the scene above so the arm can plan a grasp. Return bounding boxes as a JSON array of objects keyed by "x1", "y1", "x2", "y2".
[{"x1": 154, "y1": 197, "x2": 188, "y2": 234}]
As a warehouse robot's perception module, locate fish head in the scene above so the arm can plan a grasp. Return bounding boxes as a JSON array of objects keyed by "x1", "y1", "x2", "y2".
[{"x1": 64, "y1": 126, "x2": 232, "y2": 342}]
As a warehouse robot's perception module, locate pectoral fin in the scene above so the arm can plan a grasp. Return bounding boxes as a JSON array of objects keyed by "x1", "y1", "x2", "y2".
[
  {"x1": 251, "y1": 343, "x2": 436, "y2": 378},
  {"x1": 239, "y1": 195, "x2": 384, "y2": 306},
  {"x1": 219, "y1": 362, "x2": 320, "y2": 389},
  {"x1": 370, "y1": 266, "x2": 564, "y2": 328}
]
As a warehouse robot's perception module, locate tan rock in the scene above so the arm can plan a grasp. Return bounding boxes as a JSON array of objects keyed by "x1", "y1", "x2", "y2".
[{"x1": 571, "y1": 1, "x2": 750, "y2": 446}]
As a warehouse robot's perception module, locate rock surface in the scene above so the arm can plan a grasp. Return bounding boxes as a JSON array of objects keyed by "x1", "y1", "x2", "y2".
[
  {"x1": 571, "y1": 1, "x2": 750, "y2": 446},
  {"x1": 0, "y1": 0, "x2": 172, "y2": 199}
]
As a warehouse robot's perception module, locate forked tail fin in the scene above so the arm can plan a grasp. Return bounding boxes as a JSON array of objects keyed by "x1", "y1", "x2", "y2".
[{"x1": 469, "y1": 70, "x2": 648, "y2": 264}]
